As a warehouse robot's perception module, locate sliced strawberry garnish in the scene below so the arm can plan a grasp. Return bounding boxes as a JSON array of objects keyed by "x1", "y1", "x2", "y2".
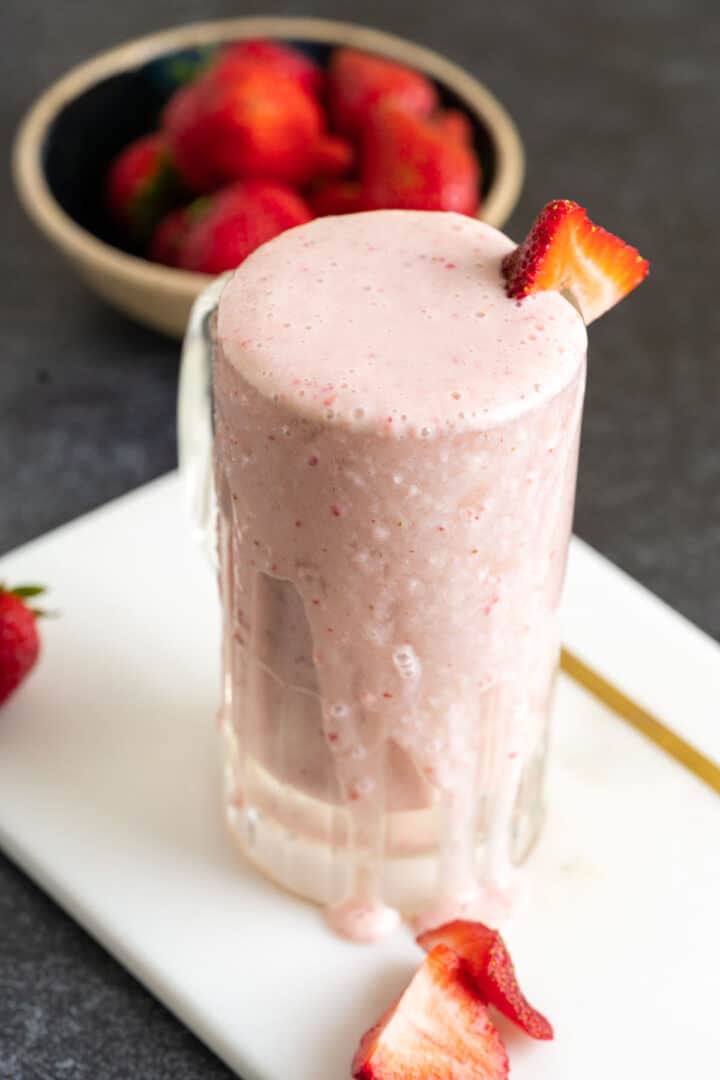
[
  {"x1": 417, "y1": 919, "x2": 554, "y2": 1040},
  {"x1": 502, "y1": 199, "x2": 649, "y2": 324},
  {"x1": 352, "y1": 945, "x2": 509, "y2": 1080}
]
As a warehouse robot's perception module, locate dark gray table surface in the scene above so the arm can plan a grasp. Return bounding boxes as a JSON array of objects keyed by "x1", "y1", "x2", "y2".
[{"x1": 2, "y1": 1, "x2": 718, "y2": 1076}]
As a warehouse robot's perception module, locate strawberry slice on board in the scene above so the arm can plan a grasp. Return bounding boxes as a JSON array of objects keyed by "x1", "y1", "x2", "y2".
[
  {"x1": 352, "y1": 944, "x2": 509, "y2": 1080},
  {"x1": 502, "y1": 199, "x2": 649, "y2": 324},
  {"x1": 417, "y1": 919, "x2": 554, "y2": 1040}
]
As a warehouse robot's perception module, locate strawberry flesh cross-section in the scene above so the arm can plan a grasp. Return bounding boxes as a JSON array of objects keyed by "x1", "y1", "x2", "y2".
[
  {"x1": 502, "y1": 199, "x2": 649, "y2": 323},
  {"x1": 352, "y1": 944, "x2": 509, "y2": 1080},
  {"x1": 417, "y1": 919, "x2": 554, "y2": 1040}
]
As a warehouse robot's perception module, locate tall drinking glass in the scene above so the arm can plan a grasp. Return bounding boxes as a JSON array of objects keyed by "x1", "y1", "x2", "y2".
[{"x1": 178, "y1": 210, "x2": 586, "y2": 941}]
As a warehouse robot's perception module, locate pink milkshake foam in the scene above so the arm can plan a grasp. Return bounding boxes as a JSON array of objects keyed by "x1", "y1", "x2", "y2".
[{"x1": 214, "y1": 210, "x2": 586, "y2": 941}]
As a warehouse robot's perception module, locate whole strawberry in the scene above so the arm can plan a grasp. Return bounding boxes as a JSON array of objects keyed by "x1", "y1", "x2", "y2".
[
  {"x1": 309, "y1": 180, "x2": 363, "y2": 217},
  {"x1": 212, "y1": 39, "x2": 324, "y2": 98},
  {"x1": 0, "y1": 585, "x2": 45, "y2": 706},
  {"x1": 106, "y1": 133, "x2": 184, "y2": 243},
  {"x1": 163, "y1": 67, "x2": 350, "y2": 191},
  {"x1": 436, "y1": 108, "x2": 474, "y2": 146},
  {"x1": 360, "y1": 103, "x2": 481, "y2": 215},
  {"x1": 155, "y1": 180, "x2": 312, "y2": 274},
  {"x1": 328, "y1": 48, "x2": 438, "y2": 136},
  {"x1": 149, "y1": 206, "x2": 191, "y2": 267}
]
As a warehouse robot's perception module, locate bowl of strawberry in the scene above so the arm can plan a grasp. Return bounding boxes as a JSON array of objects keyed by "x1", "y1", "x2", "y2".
[{"x1": 13, "y1": 17, "x2": 523, "y2": 338}]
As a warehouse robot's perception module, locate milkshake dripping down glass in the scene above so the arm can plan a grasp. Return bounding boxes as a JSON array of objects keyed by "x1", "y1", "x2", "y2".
[{"x1": 179, "y1": 209, "x2": 587, "y2": 942}]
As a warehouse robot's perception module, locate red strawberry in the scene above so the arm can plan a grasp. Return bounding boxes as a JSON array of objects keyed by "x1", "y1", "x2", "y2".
[
  {"x1": 329, "y1": 48, "x2": 437, "y2": 135},
  {"x1": 171, "y1": 181, "x2": 312, "y2": 274},
  {"x1": 212, "y1": 39, "x2": 324, "y2": 98},
  {"x1": 310, "y1": 180, "x2": 363, "y2": 216},
  {"x1": 312, "y1": 133, "x2": 355, "y2": 178},
  {"x1": 0, "y1": 585, "x2": 45, "y2": 706},
  {"x1": 149, "y1": 207, "x2": 191, "y2": 267},
  {"x1": 106, "y1": 133, "x2": 183, "y2": 242},
  {"x1": 437, "y1": 108, "x2": 474, "y2": 146},
  {"x1": 417, "y1": 919, "x2": 554, "y2": 1040},
  {"x1": 502, "y1": 199, "x2": 649, "y2": 323},
  {"x1": 353, "y1": 945, "x2": 508, "y2": 1080},
  {"x1": 163, "y1": 67, "x2": 342, "y2": 191},
  {"x1": 360, "y1": 103, "x2": 481, "y2": 215}
]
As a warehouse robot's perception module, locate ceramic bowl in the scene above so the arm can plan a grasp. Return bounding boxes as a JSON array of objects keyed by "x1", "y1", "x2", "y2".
[{"x1": 13, "y1": 16, "x2": 524, "y2": 339}]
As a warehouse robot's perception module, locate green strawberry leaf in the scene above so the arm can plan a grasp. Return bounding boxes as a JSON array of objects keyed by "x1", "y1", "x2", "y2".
[
  {"x1": 12, "y1": 585, "x2": 47, "y2": 599},
  {"x1": 130, "y1": 151, "x2": 188, "y2": 245}
]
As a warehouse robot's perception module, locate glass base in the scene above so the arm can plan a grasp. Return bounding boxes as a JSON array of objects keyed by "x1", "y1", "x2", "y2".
[{"x1": 221, "y1": 711, "x2": 546, "y2": 915}]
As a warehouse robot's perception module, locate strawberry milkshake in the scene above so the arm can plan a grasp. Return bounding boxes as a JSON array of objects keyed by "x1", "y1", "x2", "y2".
[{"x1": 209, "y1": 205, "x2": 645, "y2": 942}]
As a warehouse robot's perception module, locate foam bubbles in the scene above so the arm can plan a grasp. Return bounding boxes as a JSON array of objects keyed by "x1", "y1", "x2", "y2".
[
  {"x1": 393, "y1": 644, "x2": 421, "y2": 681},
  {"x1": 354, "y1": 777, "x2": 375, "y2": 797},
  {"x1": 364, "y1": 623, "x2": 391, "y2": 646},
  {"x1": 324, "y1": 703, "x2": 356, "y2": 748}
]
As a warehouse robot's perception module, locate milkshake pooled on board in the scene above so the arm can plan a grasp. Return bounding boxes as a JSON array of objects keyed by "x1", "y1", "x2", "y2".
[{"x1": 211, "y1": 204, "x2": 647, "y2": 942}]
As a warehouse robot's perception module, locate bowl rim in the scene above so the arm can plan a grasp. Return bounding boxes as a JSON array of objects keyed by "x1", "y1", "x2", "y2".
[{"x1": 12, "y1": 15, "x2": 524, "y2": 295}]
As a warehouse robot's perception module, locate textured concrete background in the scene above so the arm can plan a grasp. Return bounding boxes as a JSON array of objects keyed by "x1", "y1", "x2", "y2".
[{"x1": 1, "y1": 1, "x2": 718, "y2": 1076}]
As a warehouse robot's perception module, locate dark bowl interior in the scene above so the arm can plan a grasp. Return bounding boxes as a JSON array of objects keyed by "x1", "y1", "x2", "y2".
[{"x1": 44, "y1": 40, "x2": 498, "y2": 258}]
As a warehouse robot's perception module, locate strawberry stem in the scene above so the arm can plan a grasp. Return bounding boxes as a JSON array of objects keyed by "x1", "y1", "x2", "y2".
[{"x1": 10, "y1": 585, "x2": 46, "y2": 599}]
